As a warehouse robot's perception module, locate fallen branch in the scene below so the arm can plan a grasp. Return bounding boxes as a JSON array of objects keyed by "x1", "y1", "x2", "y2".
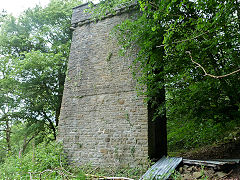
[
  {"x1": 28, "y1": 172, "x2": 33, "y2": 180},
  {"x1": 85, "y1": 174, "x2": 134, "y2": 180},
  {"x1": 219, "y1": 169, "x2": 233, "y2": 180},
  {"x1": 186, "y1": 51, "x2": 240, "y2": 79},
  {"x1": 28, "y1": 167, "x2": 76, "y2": 180},
  {"x1": 29, "y1": 167, "x2": 134, "y2": 180}
]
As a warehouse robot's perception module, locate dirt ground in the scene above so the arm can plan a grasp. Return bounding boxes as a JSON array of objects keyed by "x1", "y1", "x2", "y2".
[{"x1": 176, "y1": 138, "x2": 240, "y2": 179}]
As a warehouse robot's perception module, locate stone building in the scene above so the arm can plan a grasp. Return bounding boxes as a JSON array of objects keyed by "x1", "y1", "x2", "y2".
[{"x1": 58, "y1": 3, "x2": 166, "y2": 169}]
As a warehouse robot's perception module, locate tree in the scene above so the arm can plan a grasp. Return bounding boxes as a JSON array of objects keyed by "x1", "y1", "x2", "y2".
[
  {"x1": 92, "y1": 0, "x2": 240, "y2": 151},
  {"x1": 0, "y1": 56, "x2": 20, "y2": 157},
  {"x1": 0, "y1": 0, "x2": 82, "y2": 159}
]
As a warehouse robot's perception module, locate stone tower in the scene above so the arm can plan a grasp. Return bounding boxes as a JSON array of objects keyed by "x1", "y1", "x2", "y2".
[{"x1": 58, "y1": 3, "x2": 165, "y2": 169}]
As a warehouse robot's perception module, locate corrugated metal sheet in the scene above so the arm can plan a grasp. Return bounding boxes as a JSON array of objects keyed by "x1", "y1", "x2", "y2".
[
  {"x1": 140, "y1": 156, "x2": 182, "y2": 180},
  {"x1": 183, "y1": 158, "x2": 240, "y2": 168}
]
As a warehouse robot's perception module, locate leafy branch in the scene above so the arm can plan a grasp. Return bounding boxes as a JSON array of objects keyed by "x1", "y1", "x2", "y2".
[{"x1": 157, "y1": 31, "x2": 209, "y2": 48}]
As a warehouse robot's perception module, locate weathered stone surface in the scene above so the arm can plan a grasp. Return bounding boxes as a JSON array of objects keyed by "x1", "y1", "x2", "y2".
[
  {"x1": 187, "y1": 166, "x2": 194, "y2": 172},
  {"x1": 193, "y1": 171, "x2": 202, "y2": 179},
  {"x1": 71, "y1": 3, "x2": 91, "y2": 26},
  {"x1": 179, "y1": 167, "x2": 183, "y2": 173},
  {"x1": 181, "y1": 174, "x2": 192, "y2": 180},
  {"x1": 216, "y1": 171, "x2": 227, "y2": 178},
  {"x1": 205, "y1": 168, "x2": 215, "y2": 176},
  {"x1": 58, "y1": 3, "x2": 148, "y2": 168}
]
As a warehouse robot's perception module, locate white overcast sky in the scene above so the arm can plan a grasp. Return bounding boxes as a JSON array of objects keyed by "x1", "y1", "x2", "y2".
[
  {"x1": 1, "y1": 0, "x2": 51, "y2": 16},
  {"x1": 0, "y1": 0, "x2": 99, "y2": 17}
]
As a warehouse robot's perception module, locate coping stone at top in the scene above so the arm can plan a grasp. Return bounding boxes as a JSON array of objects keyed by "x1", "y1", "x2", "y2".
[
  {"x1": 71, "y1": 3, "x2": 91, "y2": 27},
  {"x1": 72, "y1": 2, "x2": 90, "y2": 9},
  {"x1": 71, "y1": 2, "x2": 137, "y2": 28}
]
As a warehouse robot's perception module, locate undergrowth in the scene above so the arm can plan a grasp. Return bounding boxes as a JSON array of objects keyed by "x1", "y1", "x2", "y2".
[
  {"x1": 168, "y1": 118, "x2": 240, "y2": 153},
  {"x1": 0, "y1": 141, "x2": 85, "y2": 179},
  {"x1": 0, "y1": 141, "x2": 149, "y2": 179}
]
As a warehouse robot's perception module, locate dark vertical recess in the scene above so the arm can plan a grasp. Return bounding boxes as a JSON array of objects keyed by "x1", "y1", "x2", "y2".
[
  {"x1": 147, "y1": 62, "x2": 167, "y2": 160},
  {"x1": 148, "y1": 88, "x2": 167, "y2": 160}
]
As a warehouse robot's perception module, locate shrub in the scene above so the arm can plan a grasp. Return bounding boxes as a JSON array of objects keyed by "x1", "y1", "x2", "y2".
[{"x1": 0, "y1": 141, "x2": 83, "y2": 179}]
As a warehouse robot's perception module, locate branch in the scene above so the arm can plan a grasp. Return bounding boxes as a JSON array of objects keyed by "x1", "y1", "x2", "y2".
[
  {"x1": 29, "y1": 167, "x2": 134, "y2": 180},
  {"x1": 29, "y1": 167, "x2": 77, "y2": 179},
  {"x1": 149, "y1": 2, "x2": 158, "y2": 9},
  {"x1": 186, "y1": 51, "x2": 240, "y2": 79},
  {"x1": 85, "y1": 174, "x2": 134, "y2": 180},
  {"x1": 19, "y1": 134, "x2": 36, "y2": 158},
  {"x1": 28, "y1": 172, "x2": 33, "y2": 180},
  {"x1": 157, "y1": 31, "x2": 209, "y2": 47},
  {"x1": 219, "y1": 169, "x2": 233, "y2": 180}
]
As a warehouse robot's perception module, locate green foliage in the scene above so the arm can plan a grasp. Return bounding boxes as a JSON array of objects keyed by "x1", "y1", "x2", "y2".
[
  {"x1": 0, "y1": 45, "x2": 20, "y2": 161},
  {"x1": 0, "y1": 1, "x2": 240, "y2": 177},
  {"x1": 0, "y1": 137, "x2": 148, "y2": 179},
  {"x1": 168, "y1": 118, "x2": 240, "y2": 151},
  {"x1": 93, "y1": 0, "x2": 240, "y2": 151},
  {"x1": 0, "y1": 141, "x2": 79, "y2": 179},
  {"x1": 0, "y1": 0, "x2": 82, "y2": 161},
  {"x1": 75, "y1": 160, "x2": 150, "y2": 179},
  {"x1": 87, "y1": 0, "x2": 135, "y2": 20}
]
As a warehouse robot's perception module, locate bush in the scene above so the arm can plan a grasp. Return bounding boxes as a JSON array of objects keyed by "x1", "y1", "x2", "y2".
[
  {"x1": 168, "y1": 119, "x2": 240, "y2": 152},
  {"x1": 0, "y1": 141, "x2": 84, "y2": 179}
]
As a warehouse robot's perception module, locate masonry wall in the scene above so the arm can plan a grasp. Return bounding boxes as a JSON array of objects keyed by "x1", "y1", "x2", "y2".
[{"x1": 58, "y1": 3, "x2": 148, "y2": 168}]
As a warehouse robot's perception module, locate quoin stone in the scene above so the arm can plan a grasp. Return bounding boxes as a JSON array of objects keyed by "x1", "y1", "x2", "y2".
[{"x1": 58, "y1": 3, "x2": 166, "y2": 169}]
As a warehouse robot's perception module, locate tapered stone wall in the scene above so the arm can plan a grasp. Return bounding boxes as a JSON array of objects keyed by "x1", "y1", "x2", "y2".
[{"x1": 58, "y1": 3, "x2": 148, "y2": 168}]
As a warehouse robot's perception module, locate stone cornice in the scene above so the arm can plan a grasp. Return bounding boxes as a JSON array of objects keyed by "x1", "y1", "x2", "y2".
[{"x1": 70, "y1": 2, "x2": 137, "y2": 30}]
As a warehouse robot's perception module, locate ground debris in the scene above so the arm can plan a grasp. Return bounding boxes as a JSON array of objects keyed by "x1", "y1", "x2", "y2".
[
  {"x1": 171, "y1": 163, "x2": 240, "y2": 180},
  {"x1": 183, "y1": 159, "x2": 240, "y2": 169}
]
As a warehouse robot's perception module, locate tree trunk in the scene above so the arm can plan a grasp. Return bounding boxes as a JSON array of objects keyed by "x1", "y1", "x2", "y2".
[
  {"x1": 19, "y1": 135, "x2": 36, "y2": 158},
  {"x1": 55, "y1": 66, "x2": 66, "y2": 127},
  {"x1": 5, "y1": 119, "x2": 11, "y2": 153}
]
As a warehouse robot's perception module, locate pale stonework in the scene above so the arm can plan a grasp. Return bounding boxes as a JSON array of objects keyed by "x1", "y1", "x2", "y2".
[{"x1": 58, "y1": 3, "x2": 148, "y2": 168}]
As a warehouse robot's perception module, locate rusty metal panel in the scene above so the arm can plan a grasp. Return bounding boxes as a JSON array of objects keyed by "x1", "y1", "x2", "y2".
[{"x1": 140, "y1": 156, "x2": 182, "y2": 180}]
